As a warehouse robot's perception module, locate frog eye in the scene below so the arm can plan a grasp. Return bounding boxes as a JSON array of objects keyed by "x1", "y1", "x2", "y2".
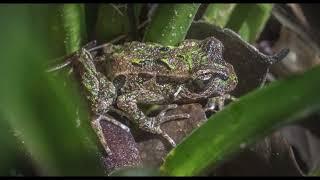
[
  {"x1": 159, "y1": 46, "x2": 170, "y2": 51},
  {"x1": 195, "y1": 69, "x2": 216, "y2": 81},
  {"x1": 196, "y1": 70, "x2": 213, "y2": 81},
  {"x1": 195, "y1": 69, "x2": 228, "y2": 81}
]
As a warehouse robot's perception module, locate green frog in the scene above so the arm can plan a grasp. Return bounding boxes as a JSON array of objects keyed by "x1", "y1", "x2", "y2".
[{"x1": 51, "y1": 36, "x2": 238, "y2": 155}]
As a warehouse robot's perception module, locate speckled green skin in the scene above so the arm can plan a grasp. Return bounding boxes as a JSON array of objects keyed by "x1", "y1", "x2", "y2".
[
  {"x1": 72, "y1": 36, "x2": 238, "y2": 150},
  {"x1": 104, "y1": 36, "x2": 237, "y2": 104}
]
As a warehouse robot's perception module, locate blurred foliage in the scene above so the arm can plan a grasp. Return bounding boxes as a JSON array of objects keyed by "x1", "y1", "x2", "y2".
[
  {"x1": 47, "y1": 4, "x2": 87, "y2": 57},
  {"x1": 202, "y1": 4, "x2": 236, "y2": 27},
  {"x1": 0, "y1": 115, "x2": 20, "y2": 175},
  {"x1": 310, "y1": 169, "x2": 320, "y2": 176},
  {"x1": 0, "y1": 3, "x2": 318, "y2": 177},
  {"x1": 0, "y1": 4, "x2": 104, "y2": 175},
  {"x1": 225, "y1": 3, "x2": 273, "y2": 43}
]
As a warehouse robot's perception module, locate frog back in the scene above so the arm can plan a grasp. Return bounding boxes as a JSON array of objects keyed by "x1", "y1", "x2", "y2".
[{"x1": 105, "y1": 41, "x2": 192, "y2": 80}]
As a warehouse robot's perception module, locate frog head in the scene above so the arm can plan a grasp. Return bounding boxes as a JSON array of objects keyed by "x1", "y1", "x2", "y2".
[{"x1": 185, "y1": 37, "x2": 238, "y2": 98}]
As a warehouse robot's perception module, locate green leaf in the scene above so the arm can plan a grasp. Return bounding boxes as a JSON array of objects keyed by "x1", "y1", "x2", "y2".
[
  {"x1": 60, "y1": 4, "x2": 87, "y2": 54},
  {"x1": 48, "y1": 4, "x2": 87, "y2": 56},
  {"x1": 0, "y1": 5, "x2": 104, "y2": 175},
  {"x1": 143, "y1": 4, "x2": 200, "y2": 46},
  {"x1": 225, "y1": 4, "x2": 273, "y2": 43},
  {"x1": 202, "y1": 4, "x2": 236, "y2": 27},
  {"x1": 0, "y1": 116, "x2": 21, "y2": 175},
  {"x1": 160, "y1": 65, "x2": 320, "y2": 176}
]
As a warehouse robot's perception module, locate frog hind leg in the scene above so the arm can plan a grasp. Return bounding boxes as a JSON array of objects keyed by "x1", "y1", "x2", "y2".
[
  {"x1": 116, "y1": 90, "x2": 190, "y2": 147},
  {"x1": 204, "y1": 94, "x2": 237, "y2": 112}
]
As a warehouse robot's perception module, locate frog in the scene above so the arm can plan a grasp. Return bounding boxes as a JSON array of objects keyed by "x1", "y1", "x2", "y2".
[{"x1": 50, "y1": 36, "x2": 238, "y2": 155}]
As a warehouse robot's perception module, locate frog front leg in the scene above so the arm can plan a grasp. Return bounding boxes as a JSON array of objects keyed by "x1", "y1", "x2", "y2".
[
  {"x1": 117, "y1": 90, "x2": 190, "y2": 147},
  {"x1": 74, "y1": 48, "x2": 130, "y2": 155},
  {"x1": 89, "y1": 77, "x2": 131, "y2": 156},
  {"x1": 204, "y1": 94, "x2": 237, "y2": 112}
]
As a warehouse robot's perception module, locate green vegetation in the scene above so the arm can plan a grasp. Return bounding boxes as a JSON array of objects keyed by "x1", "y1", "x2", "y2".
[{"x1": 0, "y1": 3, "x2": 318, "y2": 176}]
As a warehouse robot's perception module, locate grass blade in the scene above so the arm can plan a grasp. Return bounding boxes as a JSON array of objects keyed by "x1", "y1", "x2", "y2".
[
  {"x1": 46, "y1": 4, "x2": 87, "y2": 58},
  {"x1": 59, "y1": 4, "x2": 87, "y2": 53},
  {"x1": 160, "y1": 65, "x2": 320, "y2": 176},
  {"x1": 202, "y1": 4, "x2": 236, "y2": 27},
  {"x1": 225, "y1": 4, "x2": 273, "y2": 43},
  {"x1": 143, "y1": 3, "x2": 200, "y2": 46}
]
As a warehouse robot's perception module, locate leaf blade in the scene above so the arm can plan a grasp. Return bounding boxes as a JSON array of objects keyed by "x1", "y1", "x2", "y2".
[{"x1": 143, "y1": 3, "x2": 200, "y2": 46}]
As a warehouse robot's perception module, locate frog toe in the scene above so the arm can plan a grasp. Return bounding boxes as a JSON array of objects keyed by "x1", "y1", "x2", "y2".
[{"x1": 158, "y1": 104, "x2": 178, "y2": 117}]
